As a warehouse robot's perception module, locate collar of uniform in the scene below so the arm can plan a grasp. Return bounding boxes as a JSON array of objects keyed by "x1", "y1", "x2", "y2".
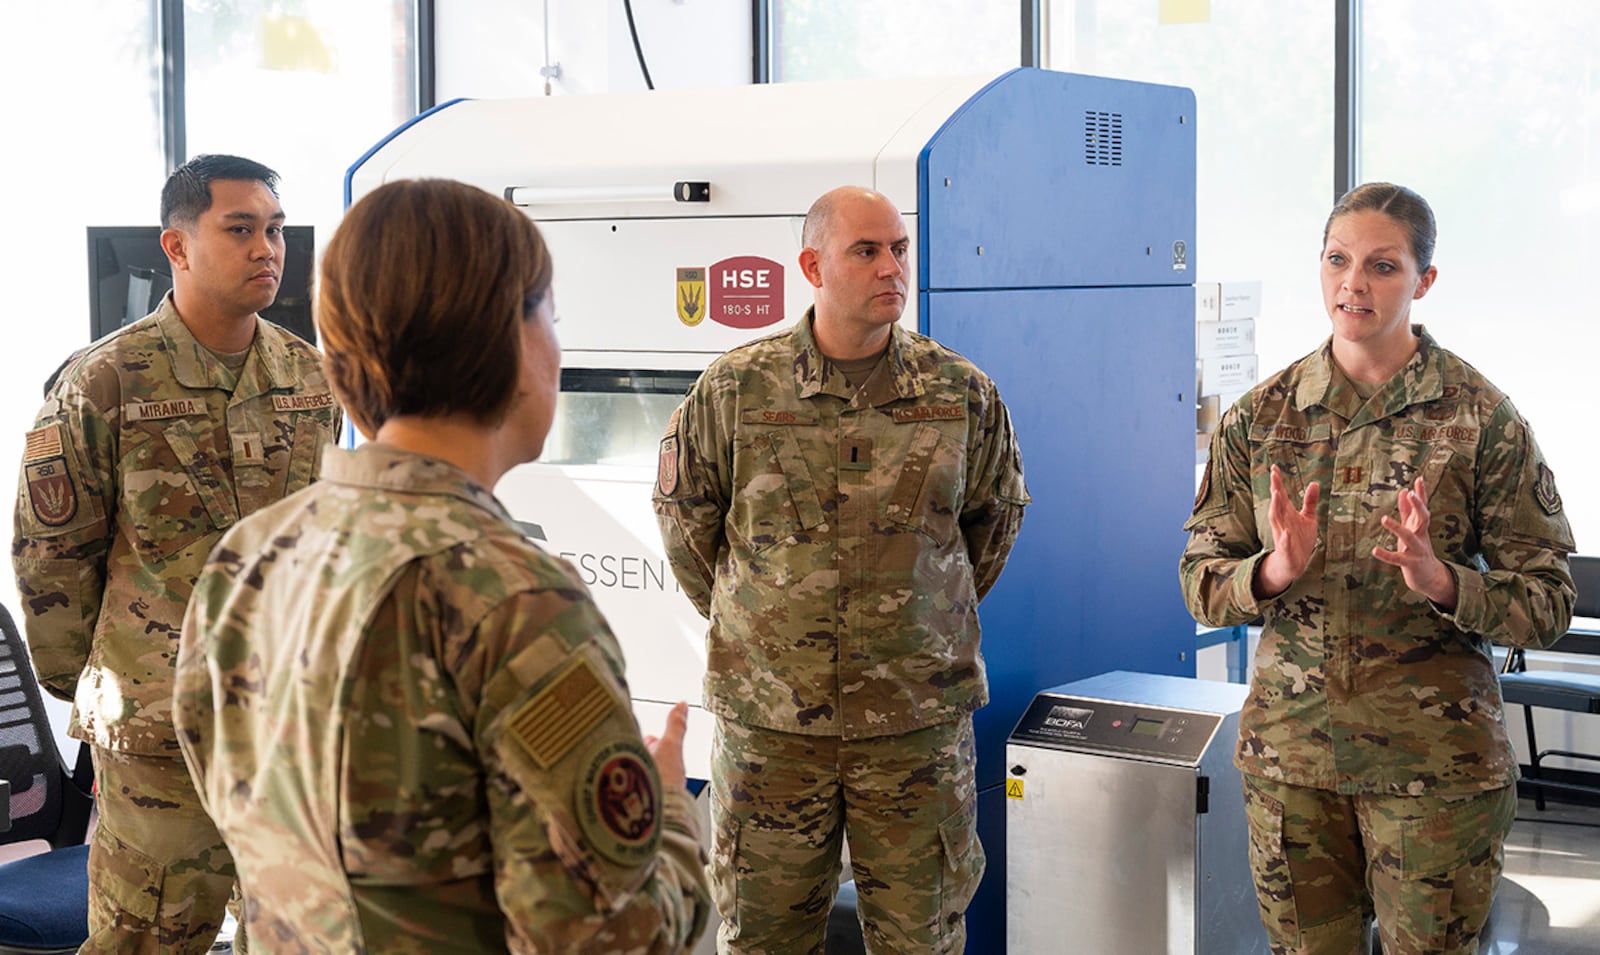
[
  {"x1": 789, "y1": 309, "x2": 925, "y2": 405},
  {"x1": 318, "y1": 443, "x2": 514, "y2": 524},
  {"x1": 246, "y1": 319, "x2": 301, "y2": 389},
  {"x1": 1294, "y1": 324, "x2": 1445, "y2": 418},
  {"x1": 157, "y1": 292, "x2": 295, "y2": 392}
]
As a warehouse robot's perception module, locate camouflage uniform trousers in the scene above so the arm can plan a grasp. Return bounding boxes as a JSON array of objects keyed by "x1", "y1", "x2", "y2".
[
  {"x1": 1241, "y1": 773, "x2": 1516, "y2": 955},
  {"x1": 708, "y1": 716, "x2": 982, "y2": 955},
  {"x1": 85, "y1": 748, "x2": 247, "y2": 954}
]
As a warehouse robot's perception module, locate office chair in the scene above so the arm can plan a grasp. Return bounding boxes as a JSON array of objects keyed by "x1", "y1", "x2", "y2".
[
  {"x1": 1499, "y1": 555, "x2": 1600, "y2": 815},
  {"x1": 0, "y1": 603, "x2": 94, "y2": 954}
]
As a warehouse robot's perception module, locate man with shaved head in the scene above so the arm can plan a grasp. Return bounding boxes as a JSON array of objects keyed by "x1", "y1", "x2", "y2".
[{"x1": 655, "y1": 185, "x2": 1030, "y2": 953}]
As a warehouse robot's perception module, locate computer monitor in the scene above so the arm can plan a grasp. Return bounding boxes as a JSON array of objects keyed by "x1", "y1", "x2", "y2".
[{"x1": 85, "y1": 225, "x2": 317, "y2": 345}]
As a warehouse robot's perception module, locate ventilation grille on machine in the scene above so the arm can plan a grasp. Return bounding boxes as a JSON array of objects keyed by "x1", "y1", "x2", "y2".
[{"x1": 1084, "y1": 110, "x2": 1124, "y2": 166}]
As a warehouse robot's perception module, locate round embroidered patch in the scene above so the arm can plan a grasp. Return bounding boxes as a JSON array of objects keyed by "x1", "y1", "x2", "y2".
[{"x1": 576, "y1": 738, "x2": 662, "y2": 866}]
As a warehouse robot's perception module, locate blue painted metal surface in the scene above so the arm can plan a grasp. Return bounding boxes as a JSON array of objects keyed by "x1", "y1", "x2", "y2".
[
  {"x1": 927, "y1": 286, "x2": 1196, "y2": 763},
  {"x1": 914, "y1": 68, "x2": 1197, "y2": 954},
  {"x1": 918, "y1": 68, "x2": 1197, "y2": 293}
]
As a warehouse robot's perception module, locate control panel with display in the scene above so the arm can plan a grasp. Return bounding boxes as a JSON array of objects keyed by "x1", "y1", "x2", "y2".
[{"x1": 1008, "y1": 692, "x2": 1224, "y2": 764}]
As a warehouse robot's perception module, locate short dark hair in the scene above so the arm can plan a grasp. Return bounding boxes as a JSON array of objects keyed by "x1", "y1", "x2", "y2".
[
  {"x1": 1323, "y1": 182, "x2": 1437, "y2": 272},
  {"x1": 160, "y1": 154, "x2": 280, "y2": 229},
  {"x1": 316, "y1": 178, "x2": 554, "y2": 437}
]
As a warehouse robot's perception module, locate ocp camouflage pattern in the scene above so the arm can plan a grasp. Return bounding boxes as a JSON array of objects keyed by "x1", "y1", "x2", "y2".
[
  {"x1": 175, "y1": 444, "x2": 710, "y2": 953},
  {"x1": 12, "y1": 294, "x2": 339, "y2": 755},
  {"x1": 1181, "y1": 327, "x2": 1575, "y2": 795},
  {"x1": 654, "y1": 311, "x2": 1029, "y2": 740}
]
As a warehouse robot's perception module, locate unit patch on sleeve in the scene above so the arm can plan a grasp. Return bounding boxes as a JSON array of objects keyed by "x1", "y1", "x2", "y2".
[
  {"x1": 1534, "y1": 463, "x2": 1563, "y2": 515},
  {"x1": 657, "y1": 434, "x2": 679, "y2": 496},
  {"x1": 576, "y1": 738, "x2": 662, "y2": 866},
  {"x1": 22, "y1": 425, "x2": 78, "y2": 527},
  {"x1": 25, "y1": 462, "x2": 77, "y2": 526},
  {"x1": 506, "y1": 656, "x2": 617, "y2": 769},
  {"x1": 656, "y1": 406, "x2": 681, "y2": 496}
]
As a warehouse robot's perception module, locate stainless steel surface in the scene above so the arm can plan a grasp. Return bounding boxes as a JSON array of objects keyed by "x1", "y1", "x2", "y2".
[
  {"x1": 1006, "y1": 672, "x2": 1266, "y2": 954},
  {"x1": 1007, "y1": 746, "x2": 1198, "y2": 952}
]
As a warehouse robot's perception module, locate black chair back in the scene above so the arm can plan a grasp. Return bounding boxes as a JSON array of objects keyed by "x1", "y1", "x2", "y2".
[{"x1": 0, "y1": 604, "x2": 93, "y2": 849}]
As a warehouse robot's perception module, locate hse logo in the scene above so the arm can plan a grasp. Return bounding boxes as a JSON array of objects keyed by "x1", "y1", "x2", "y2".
[{"x1": 677, "y1": 256, "x2": 785, "y2": 329}]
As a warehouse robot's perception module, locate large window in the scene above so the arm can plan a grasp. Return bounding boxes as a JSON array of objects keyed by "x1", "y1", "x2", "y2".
[
  {"x1": 184, "y1": 0, "x2": 418, "y2": 237},
  {"x1": 0, "y1": 3, "x2": 418, "y2": 757},
  {"x1": 1047, "y1": 1, "x2": 1336, "y2": 380},
  {"x1": 773, "y1": 0, "x2": 1018, "y2": 81},
  {"x1": 1361, "y1": 2, "x2": 1599, "y2": 548},
  {"x1": 0, "y1": 1, "x2": 167, "y2": 760}
]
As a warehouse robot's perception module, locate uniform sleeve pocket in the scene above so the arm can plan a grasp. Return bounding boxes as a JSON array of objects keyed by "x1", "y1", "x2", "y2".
[{"x1": 12, "y1": 556, "x2": 96, "y2": 692}]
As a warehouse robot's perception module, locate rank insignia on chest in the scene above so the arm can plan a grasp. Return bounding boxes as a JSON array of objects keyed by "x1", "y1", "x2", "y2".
[
  {"x1": 840, "y1": 437, "x2": 872, "y2": 471},
  {"x1": 232, "y1": 432, "x2": 266, "y2": 467},
  {"x1": 1336, "y1": 464, "x2": 1365, "y2": 487}
]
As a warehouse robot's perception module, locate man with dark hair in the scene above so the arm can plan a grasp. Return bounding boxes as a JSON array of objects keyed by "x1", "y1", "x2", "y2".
[{"x1": 12, "y1": 153, "x2": 340, "y2": 954}]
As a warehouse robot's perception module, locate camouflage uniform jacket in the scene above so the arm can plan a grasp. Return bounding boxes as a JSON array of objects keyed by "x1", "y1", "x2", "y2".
[
  {"x1": 174, "y1": 444, "x2": 711, "y2": 954},
  {"x1": 13, "y1": 293, "x2": 338, "y2": 755},
  {"x1": 654, "y1": 311, "x2": 1029, "y2": 740},
  {"x1": 1181, "y1": 326, "x2": 1575, "y2": 796}
]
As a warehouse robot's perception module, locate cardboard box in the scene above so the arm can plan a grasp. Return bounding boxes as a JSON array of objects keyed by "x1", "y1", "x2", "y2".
[
  {"x1": 1198, "y1": 354, "x2": 1257, "y2": 397},
  {"x1": 1196, "y1": 318, "x2": 1256, "y2": 360},
  {"x1": 1220, "y1": 281, "x2": 1262, "y2": 321}
]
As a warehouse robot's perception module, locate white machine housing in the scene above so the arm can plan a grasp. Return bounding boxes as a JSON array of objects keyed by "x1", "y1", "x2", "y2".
[{"x1": 346, "y1": 74, "x2": 1006, "y2": 779}]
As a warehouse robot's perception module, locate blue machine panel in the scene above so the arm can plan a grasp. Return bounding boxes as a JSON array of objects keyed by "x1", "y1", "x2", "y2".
[
  {"x1": 918, "y1": 69, "x2": 1197, "y2": 292},
  {"x1": 923, "y1": 285, "x2": 1196, "y2": 953},
  {"x1": 908, "y1": 71, "x2": 1197, "y2": 955},
  {"x1": 923, "y1": 285, "x2": 1195, "y2": 781}
]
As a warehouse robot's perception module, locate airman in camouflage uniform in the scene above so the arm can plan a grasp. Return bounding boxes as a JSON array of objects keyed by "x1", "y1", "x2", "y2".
[
  {"x1": 13, "y1": 155, "x2": 338, "y2": 955},
  {"x1": 655, "y1": 187, "x2": 1028, "y2": 954},
  {"x1": 175, "y1": 444, "x2": 711, "y2": 953},
  {"x1": 1181, "y1": 183, "x2": 1574, "y2": 955},
  {"x1": 175, "y1": 178, "x2": 710, "y2": 953}
]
